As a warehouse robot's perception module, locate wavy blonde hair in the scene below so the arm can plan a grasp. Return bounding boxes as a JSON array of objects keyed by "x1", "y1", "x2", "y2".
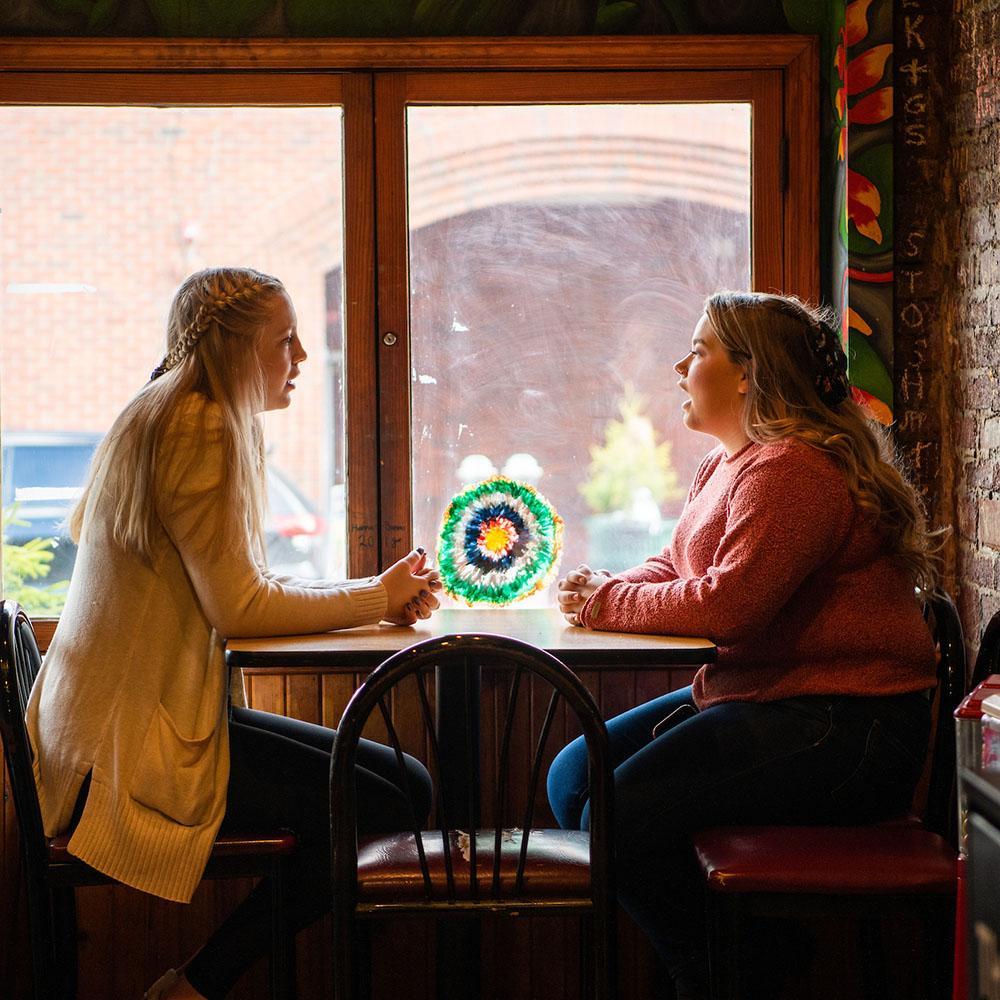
[
  {"x1": 705, "y1": 290, "x2": 942, "y2": 593},
  {"x1": 69, "y1": 266, "x2": 286, "y2": 563}
]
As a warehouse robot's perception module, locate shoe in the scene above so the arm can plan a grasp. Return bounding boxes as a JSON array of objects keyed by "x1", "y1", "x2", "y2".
[{"x1": 144, "y1": 968, "x2": 180, "y2": 1000}]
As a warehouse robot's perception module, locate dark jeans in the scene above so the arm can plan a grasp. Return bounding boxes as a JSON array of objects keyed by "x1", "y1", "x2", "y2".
[
  {"x1": 546, "y1": 685, "x2": 931, "y2": 998},
  {"x1": 184, "y1": 707, "x2": 432, "y2": 1000}
]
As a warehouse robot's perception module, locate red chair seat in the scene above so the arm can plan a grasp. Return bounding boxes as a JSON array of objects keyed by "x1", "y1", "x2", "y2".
[
  {"x1": 693, "y1": 825, "x2": 957, "y2": 896},
  {"x1": 356, "y1": 828, "x2": 592, "y2": 901}
]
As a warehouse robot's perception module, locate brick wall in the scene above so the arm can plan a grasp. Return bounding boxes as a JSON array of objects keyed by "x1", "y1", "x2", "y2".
[{"x1": 948, "y1": 0, "x2": 1000, "y2": 655}]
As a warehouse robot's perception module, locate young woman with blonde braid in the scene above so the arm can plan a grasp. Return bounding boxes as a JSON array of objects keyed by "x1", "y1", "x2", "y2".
[
  {"x1": 547, "y1": 291, "x2": 941, "y2": 999},
  {"x1": 26, "y1": 267, "x2": 441, "y2": 1000}
]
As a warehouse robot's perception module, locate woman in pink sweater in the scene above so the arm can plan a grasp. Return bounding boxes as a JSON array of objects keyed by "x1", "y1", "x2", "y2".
[{"x1": 548, "y1": 291, "x2": 940, "y2": 999}]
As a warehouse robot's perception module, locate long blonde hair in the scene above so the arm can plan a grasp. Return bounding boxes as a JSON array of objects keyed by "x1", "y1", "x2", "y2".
[
  {"x1": 70, "y1": 266, "x2": 286, "y2": 563},
  {"x1": 705, "y1": 291, "x2": 942, "y2": 593}
]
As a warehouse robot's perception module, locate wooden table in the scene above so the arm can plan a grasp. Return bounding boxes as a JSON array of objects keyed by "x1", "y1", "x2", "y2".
[
  {"x1": 227, "y1": 606, "x2": 714, "y2": 823},
  {"x1": 225, "y1": 606, "x2": 716, "y2": 669},
  {"x1": 227, "y1": 606, "x2": 714, "y2": 821}
]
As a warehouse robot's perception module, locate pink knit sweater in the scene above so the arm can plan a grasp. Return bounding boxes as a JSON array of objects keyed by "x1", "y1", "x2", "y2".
[{"x1": 579, "y1": 439, "x2": 937, "y2": 708}]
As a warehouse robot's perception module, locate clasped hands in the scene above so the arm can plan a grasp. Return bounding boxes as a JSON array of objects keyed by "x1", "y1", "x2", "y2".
[
  {"x1": 557, "y1": 564, "x2": 613, "y2": 627},
  {"x1": 378, "y1": 548, "x2": 443, "y2": 626},
  {"x1": 380, "y1": 552, "x2": 615, "y2": 628}
]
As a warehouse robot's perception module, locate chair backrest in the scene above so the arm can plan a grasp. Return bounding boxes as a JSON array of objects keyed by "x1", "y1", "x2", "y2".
[
  {"x1": 329, "y1": 632, "x2": 613, "y2": 905},
  {"x1": 922, "y1": 590, "x2": 969, "y2": 841},
  {"x1": 972, "y1": 609, "x2": 1000, "y2": 688},
  {"x1": 0, "y1": 600, "x2": 48, "y2": 868}
]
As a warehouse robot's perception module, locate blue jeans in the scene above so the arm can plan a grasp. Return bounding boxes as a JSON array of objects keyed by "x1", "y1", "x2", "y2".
[{"x1": 547, "y1": 685, "x2": 931, "y2": 996}]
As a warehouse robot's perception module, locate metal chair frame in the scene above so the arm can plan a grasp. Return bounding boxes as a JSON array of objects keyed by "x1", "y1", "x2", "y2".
[
  {"x1": 0, "y1": 600, "x2": 297, "y2": 1000},
  {"x1": 329, "y1": 632, "x2": 616, "y2": 1000}
]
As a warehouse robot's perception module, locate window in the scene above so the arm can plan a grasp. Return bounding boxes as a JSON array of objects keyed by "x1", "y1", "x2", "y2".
[{"x1": 0, "y1": 40, "x2": 818, "y2": 619}]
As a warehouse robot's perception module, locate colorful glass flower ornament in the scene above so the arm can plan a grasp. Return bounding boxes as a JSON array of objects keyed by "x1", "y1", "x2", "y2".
[{"x1": 437, "y1": 476, "x2": 564, "y2": 606}]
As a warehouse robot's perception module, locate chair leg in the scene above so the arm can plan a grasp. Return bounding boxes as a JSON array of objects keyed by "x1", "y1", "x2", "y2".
[
  {"x1": 51, "y1": 884, "x2": 78, "y2": 1000},
  {"x1": 592, "y1": 902, "x2": 616, "y2": 1000},
  {"x1": 858, "y1": 914, "x2": 888, "y2": 1000},
  {"x1": 331, "y1": 895, "x2": 353, "y2": 1000},
  {"x1": 268, "y1": 861, "x2": 296, "y2": 1000},
  {"x1": 705, "y1": 891, "x2": 740, "y2": 1000},
  {"x1": 25, "y1": 874, "x2": 58, "y2": 1000},
  {"x1": 579, "y1": 914, "x2": 592, "y2": 1000},
  {"x1": 928, "y1": 897, "x2": 956, "y2": 1000},
  {"x1": 357, "y1": 921, "x2": 372, "y2": 1000}
]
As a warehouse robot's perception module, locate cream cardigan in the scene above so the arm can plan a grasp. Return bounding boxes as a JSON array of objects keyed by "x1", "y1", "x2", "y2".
[{"x1": 26, "y1": 396, "x2": 387, "y2": 903}]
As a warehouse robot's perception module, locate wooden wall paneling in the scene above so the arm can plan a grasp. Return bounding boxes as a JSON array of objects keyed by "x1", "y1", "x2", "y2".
[
  {"x1": 619, "y1": 911, "x2": 660, "y2": 1000},
  {"x1": 598, "y1": 665, "x2": 637, "y2": 724},
  {"x1": 246, "y1": 673, "x2": 286, "y2": 716},
  {"x1": 492, "y1": 912, "x2": 533, "y2": 999},
  {"x1": 670, "y1": 667, "x2": 699, "y2": 691},
  {"x1": 110, "y1": 885, "x2": 152, "y2": 997},
  {"x1": 369, "y1": 916, "x2": 432, "y2": 1000},
  {"x1": 285, "y1": 672, "x2": 322, "y2": 725},
  {"x1": 321, "y1": 670, "x2": 357, "y2": 728},
  {"x1": 75, "y1": 885, "x2": 114, "y2": 998},
  {"x1": 635, "y1": 665, "x2": 674, "y2": 709},
  {"x1": 530, "y1": 912, "x2": 569, "y2": 1000}
]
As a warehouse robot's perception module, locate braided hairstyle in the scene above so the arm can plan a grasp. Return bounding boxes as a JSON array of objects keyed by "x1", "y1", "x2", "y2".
[
  {"x1": 703, "y1": 290, "x2": 941, "y2": 592},
  {"x1": 151, "y1": 268, "x2": 284, "y2": 382}
]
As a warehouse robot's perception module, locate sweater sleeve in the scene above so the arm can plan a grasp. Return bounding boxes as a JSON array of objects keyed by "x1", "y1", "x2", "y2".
[
  {"x1": 579, "y1": 446, "x2": 854, "y2": 643},
  {"x1": 156, "y1": 404, "x2": 387, "y2": 638},
  {"x1": 612, "y1": 547, "x2": 679, "y2": 584}
]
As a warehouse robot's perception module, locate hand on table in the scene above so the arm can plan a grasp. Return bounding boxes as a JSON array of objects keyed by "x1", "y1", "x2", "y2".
[
  {"x1": 378, "y1": 548, "x2": 442, "y2": 625},
  {"x1": 557, "y1": 564, "x2": 612, "y2": 627}
]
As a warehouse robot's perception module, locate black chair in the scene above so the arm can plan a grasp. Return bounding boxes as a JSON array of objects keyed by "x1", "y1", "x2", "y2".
[
  {"x1": 329, "y1": 633, "x2": 615, "y2": 1000},
  {"x1": 692, "y1": 590, "x2": 967, "y2": 999},
  {"x1": 972, "y1": 609, "x2": 1000, "y2": 684},
  {"x1": 0, "y1": 600, "x2": 297, "y2": 1000}
]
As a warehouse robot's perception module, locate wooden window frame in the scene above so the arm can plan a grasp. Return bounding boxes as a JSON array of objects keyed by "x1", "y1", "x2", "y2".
[{"x1": 0, "y1": 37, "x2": 818, "y2": 647}]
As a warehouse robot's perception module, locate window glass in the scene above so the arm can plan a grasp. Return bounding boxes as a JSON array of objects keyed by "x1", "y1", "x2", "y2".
[
  {"x1": 0, "y1": 106, "x2": 346, "y2": 614},
  {"x1": 407, "y1": 103, "x2": 751, "y2": 604}
]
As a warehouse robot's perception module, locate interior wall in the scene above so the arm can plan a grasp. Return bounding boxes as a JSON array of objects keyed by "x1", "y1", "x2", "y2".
[{"x1": 947, "y1": 0, "x2": 1000, "y2": 656}]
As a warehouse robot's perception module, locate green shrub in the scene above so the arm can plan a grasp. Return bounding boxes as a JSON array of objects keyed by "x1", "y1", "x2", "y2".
[
  {"x1": 580, "y1": 387, "x2": 683, "y2": 515},
  {"x1": 2, "y1": 504, "x2": 69, "y2": 615}
]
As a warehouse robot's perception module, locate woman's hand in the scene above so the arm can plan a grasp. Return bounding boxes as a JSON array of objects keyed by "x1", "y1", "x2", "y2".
[
  {"x1": 378, "y1": 549, "x2": 442, "y2": 626},
  {"x1": 557, "y1": 564, "x2": 612, "y2": 627}
]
